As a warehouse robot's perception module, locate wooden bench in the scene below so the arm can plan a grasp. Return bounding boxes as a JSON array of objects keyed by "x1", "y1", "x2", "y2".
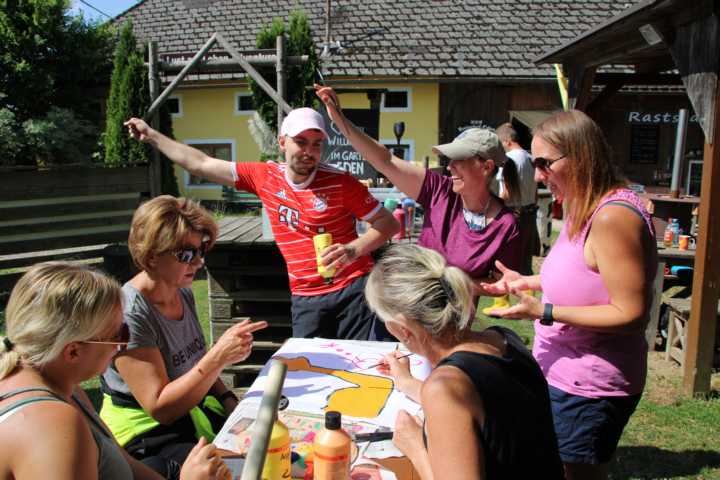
[
  {"x1": 0, "y1": 166, "x2": 150, "y2": 302},
  {"x1": 663, "y1": 296, "x2": 720, "y2": 366},
  {"x1": 221, "y1": 186, "x2": 261, "y2": 212}
]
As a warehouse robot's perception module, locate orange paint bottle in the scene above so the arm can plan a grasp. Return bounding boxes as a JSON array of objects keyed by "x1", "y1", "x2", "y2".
[{"x1": 313, "y1": 411, "x2": 351, "y2": 480}]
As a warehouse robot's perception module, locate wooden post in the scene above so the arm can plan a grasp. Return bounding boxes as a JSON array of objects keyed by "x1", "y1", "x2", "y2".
[
  {"x1": 147, "y1": 41, "x2": 162, "y2": 197},
  {"x1": 145, "y1": 34, "x2": 218, "y2": 121},
  {"x1": 215, "y1": 33, "x2": 292, "y2": 114},
  {"x1": 683, "y1": 82, "x2": 720, "y2": 396},
  {"x1": 276, "y1": 35, "x2": 287, "y2": 130},
  {"x1": 564, "y1": 63, "x2": 596, "y2": 112}
]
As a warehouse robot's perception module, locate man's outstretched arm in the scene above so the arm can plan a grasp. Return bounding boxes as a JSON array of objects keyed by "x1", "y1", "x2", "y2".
[{"x1": 125, "y1": 117, "x2": 236, "y2": 186}]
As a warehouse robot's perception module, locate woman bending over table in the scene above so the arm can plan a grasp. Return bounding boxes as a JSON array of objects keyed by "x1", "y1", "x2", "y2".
[{"x1": 365, "y1": 244, "x2": 564, "y2": 480}]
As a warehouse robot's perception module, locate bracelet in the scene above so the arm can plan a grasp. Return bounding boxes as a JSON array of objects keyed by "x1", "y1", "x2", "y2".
[{"x1": 218, "y1": 390, "x2": 238, "y2": 403}]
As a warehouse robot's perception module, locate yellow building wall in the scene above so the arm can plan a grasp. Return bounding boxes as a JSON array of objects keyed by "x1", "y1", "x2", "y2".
[
  {"x1": 170, "y1": 82, "x2": 439, "y2": 201},
  {"x1": 170, "y1": 86, "x2": 261, "y2": 201},
  {"x1": 336, "y1": 82, "x2": 439, "y2": 166}
]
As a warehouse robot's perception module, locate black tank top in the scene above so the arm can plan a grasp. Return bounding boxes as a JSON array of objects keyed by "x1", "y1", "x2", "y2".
[{"x1": 435, "y1": 326, "x2": 565, "y2": 479}]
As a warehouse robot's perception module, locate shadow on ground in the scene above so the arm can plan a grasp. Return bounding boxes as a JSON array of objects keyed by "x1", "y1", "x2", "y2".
[{"x1": 611, "y1": 446, "x2": 720, "y2": 479}]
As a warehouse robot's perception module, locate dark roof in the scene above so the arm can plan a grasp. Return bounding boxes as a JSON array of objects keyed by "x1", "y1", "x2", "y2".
[
  {"x1": 535, "y1": 0, "x2": 714, "y2": 69},
  {"x1": 117, "y1": 0, "x2": 636, "y2": 80}
]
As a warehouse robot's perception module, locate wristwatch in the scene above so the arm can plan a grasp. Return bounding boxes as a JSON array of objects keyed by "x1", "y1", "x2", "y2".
[{"x1": 540, "y1": 303, "x2": 554, "y2": 326}]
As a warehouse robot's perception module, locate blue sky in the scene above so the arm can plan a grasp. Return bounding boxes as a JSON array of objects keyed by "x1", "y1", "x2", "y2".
[{"x1": 69, "y1": 0, "x2": 142, "y2": 22}]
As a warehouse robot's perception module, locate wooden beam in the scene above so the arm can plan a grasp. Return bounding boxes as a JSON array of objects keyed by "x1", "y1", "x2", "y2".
[
  {"x1": 276, "y1": 35, "x2": 286, "y2": 131},
  {"x1": 215, "y1": 33, "x2": 292, "y2": 115},
  {"x1": 155, "y1": 56, "x2": 308, "y2": 73},
  {"x1": 564, "y1": 63, "x2": 596, "y2": 111},
  {"x1": 683, "y1": 80, "x2": 720, "y2": 396},
  {"x1": 147, "y1": 41, "x2": 162, "y2": 198},
  {"x1": 594, "y1": 73, "x2": 682, "y2": 85},
  {"x1": 586, "y1": 80, "x2": 624, "y2": 117},
  {"x1": 145, "y1": 33, "x2": 218, "y2": 120}
]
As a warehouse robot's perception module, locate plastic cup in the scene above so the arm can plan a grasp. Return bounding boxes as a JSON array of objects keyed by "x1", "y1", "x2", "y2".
[{"x1": 678, "y1": 234, "x2": 690, "y2": 251}]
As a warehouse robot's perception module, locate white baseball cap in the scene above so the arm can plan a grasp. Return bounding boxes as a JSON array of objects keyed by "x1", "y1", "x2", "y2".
[{"x1": 279, "y1": 108, "x2": 328, "y2": 139}]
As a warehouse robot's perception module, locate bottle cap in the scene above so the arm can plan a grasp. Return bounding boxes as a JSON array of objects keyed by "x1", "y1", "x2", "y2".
[{"x1": 325, "y1": 411, "x2": 342, "y2": 430}]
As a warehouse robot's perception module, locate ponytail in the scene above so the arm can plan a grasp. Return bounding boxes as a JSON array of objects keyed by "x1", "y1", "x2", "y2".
[
  {"x1": 0, "y1": 336, "x2": 21, "y2": 380},
  {"x1": 500, "y1": 159, "x2": 521, "y2": 206}
]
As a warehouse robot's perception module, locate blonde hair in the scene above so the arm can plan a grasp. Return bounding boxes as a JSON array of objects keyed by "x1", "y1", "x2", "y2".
[
  {"x1": 0, "y1": 262, "x2": 122, "y2": 379},
  {"x1": 128, "y1": 196, "x2": 218, "y2": 272},
  {"x1": 365, "y1": 244, "x2": 475, "y2": 338},
  {"x1": 533, "y1": 110, "x2": 626, "y2": 240}
]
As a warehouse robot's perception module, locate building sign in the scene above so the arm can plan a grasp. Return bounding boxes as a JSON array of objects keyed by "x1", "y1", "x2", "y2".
[
  {"x1": 627, "y1": 111, "x2": 699, "y2": 124},
  {"x1": 629, "y1": 124, "x2": 660, "y2": 164},
  {"x1": 321, "y1": 108, "x2": 380, "y2": 180}
]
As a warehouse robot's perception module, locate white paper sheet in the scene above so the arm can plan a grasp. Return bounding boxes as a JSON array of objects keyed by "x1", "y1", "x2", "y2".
[{"x1": 214, "y1": 338, "x2": 430, "y2": 453}]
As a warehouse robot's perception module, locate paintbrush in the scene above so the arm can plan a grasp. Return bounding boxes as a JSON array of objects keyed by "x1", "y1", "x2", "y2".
[{"x1": 362, "y1": 352, "x2": 414, "y2": 370}]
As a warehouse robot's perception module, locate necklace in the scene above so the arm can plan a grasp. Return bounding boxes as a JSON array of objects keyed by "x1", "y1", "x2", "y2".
[{"x1": 463, "y1": 196, "x2": 492, "y2": 232}]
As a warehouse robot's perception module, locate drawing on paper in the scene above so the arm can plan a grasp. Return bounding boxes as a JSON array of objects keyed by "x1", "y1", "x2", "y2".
[{"x1": 278, "y1": 356, "x2": 394, "y2": 418}]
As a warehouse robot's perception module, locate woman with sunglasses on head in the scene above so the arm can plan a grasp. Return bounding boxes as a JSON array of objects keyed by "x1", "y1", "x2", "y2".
[
  {"x1": 484, "y1": 110, "x2": 658, "y2": 480},
  {"x1": 0, "y1": 262, "x2": 230, "y2": 480},
  {"x1": 315, "y1": 85, "x2": 521, "y2": 295},
  {"x1": 365, "y1": 244, "x2": 564, "y2": 480},
  {"x1": 100, "y1": 196, "x2": 267, "y2": 478}
]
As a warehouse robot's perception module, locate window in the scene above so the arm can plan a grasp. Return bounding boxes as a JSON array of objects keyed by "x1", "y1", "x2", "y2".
[
  {"x1": 381, "y1": 88, "x2": 411, "y2": 112},
  {"x1": 167, "y1": 96, "x2": 182, "y2": 118},
  {"x1": 235, "y1": 92, "x2": 255, "y2": 115},
  {"x1": 183, "y1": 140, "x2": 235, "y2": 187},
  {"x1": 381, "y1": 139, "x2": 415, "y2": 162}
]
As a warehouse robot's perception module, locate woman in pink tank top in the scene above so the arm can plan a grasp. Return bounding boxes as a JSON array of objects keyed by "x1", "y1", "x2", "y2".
[{"x1": 484, "y1": 110, "x2": 658, "y2": 480}]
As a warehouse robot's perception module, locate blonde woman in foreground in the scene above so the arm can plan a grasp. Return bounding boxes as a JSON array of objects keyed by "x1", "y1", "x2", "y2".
[
  {"x1": 365, "y1": 245, "x2": 564, "y2": 480},
  {"x1": 0, "y1": 262, "x2": 229, "y2": 480}
]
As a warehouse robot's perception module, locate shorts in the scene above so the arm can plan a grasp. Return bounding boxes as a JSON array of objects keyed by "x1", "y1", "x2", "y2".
[
  {"x1": 291, "y1": 275, "x2": 394, "y2": 341},
  {"x1": 548, "y1": 385, "x2": 641, "y2": 465}
]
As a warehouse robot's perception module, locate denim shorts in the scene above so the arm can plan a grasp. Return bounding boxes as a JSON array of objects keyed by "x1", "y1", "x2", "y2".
[{"x1": 548, "y1": 385, "x2": 641, "y2": 465}]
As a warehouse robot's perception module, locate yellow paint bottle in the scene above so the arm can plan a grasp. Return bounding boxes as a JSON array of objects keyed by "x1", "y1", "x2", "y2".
[
  {"x1": 261, "y1": 413, "x2": 291, "y2": 480},
  {"x1": 313, "y1": 229, "x2": 335, "y2": 283}
]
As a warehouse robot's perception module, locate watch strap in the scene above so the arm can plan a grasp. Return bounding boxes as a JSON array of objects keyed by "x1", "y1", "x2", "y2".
[{"x1": 540, "y1": 303, "x2": 554, "y2": 326}]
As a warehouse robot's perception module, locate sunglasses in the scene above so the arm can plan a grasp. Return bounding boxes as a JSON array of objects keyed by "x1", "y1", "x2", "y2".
[
  {"x1": 171, "y1": 242, "x2": 209, "y2": 264},
  {"x1": 82, "y1": 323, "x2": 130, "y2": 350},
  {"x1": 531, "y1": 154, "x2": 566, "y2": 171}
]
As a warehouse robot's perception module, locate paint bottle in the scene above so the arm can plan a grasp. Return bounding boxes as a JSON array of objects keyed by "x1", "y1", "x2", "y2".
[
  {"x1": 392, "y1": 204, "x2": 405, "y2": 240},
  {"x1": 262, "y1": 397, "x2": 291, "y2": 480},
  {"x1": 313, "y1": 411, "x2": 351, "y2": 480},
  {"x1": 313, "y1": 228, "x2": 335, "y2": 283}
]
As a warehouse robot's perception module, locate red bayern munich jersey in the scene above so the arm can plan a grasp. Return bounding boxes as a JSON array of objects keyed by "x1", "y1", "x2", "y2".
[{"x1": 233, "y1": 161, "x2": 382, "y2": 296}]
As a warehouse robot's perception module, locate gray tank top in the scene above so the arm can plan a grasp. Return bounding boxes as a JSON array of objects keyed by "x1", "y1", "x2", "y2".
[{"x1": 0, "y1": 387, "x2": 133, "y2": 480}]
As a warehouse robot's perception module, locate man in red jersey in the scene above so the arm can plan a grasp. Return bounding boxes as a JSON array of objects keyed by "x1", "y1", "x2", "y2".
[{"x1": 124, "y1": 109, "x2": 399, "y2": 340}]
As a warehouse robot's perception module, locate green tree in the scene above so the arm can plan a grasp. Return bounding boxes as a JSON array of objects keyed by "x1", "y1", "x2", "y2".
[
  {"x1": 250, "y1": 11, "x2": 319, "y2": 133},
  {"x1": 0, "y1": 0, "x2": 113, "y2": 121},
  {"x1": 0, "y1": 0, "x2": 113, "y2": 166},
  {"x1": 103, "y1": 21, "x2": 150, "y2": 166}
]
